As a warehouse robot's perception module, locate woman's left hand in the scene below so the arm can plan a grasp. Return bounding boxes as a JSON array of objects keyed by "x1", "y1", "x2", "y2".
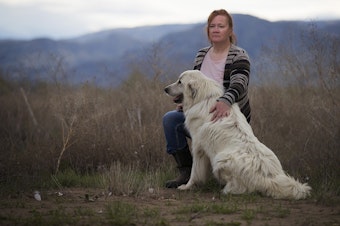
[{"x1": 209, "y1": 101, "x2": 231, "y2": 122}]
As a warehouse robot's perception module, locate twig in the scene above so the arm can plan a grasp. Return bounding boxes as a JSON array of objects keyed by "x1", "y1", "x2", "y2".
[
  {"x1": 20, "y1": 87, "x2": 38, "y2": 126},
  {"x1": 55, "y1": 116, "x2": 76, "y2": 175}
]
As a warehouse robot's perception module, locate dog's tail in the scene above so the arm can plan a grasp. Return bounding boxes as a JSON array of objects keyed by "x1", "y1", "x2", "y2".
[{"x1": 264, "y1": 174, "x2": 312, "y2": 200}]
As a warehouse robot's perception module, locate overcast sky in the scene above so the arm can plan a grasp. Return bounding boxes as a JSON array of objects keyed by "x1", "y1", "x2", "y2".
[{"x1": 0, "y1": 0, "x2": 339, "y2": 39}]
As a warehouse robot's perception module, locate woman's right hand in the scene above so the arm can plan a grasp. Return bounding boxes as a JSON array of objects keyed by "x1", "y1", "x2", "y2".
[{"x1": 176, "y1": 104, "x2": 183, "y2": 112}]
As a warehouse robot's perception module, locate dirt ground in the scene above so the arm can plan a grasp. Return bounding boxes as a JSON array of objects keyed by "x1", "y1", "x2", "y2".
[{"x1": 1, "y1": 187, "x2": 339, "y2": 226}]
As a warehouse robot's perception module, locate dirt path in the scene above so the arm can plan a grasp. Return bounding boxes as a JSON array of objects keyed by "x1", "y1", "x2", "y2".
[{"x1": 1, "y1": 188, "x2": 339, "y2": 225}]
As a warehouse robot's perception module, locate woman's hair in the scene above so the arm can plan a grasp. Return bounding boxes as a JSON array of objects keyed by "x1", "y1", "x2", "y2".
[{"x1": 206, "y1": 9, "x2": 237, "y2": 44}]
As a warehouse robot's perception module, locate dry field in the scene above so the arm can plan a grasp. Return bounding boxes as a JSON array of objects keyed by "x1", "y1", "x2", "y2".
[{"x1": 1, "y1": 187, "x2": 339, "y2": 226}]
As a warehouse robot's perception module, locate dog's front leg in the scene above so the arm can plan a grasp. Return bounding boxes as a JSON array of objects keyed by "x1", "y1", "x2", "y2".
[{"x1": 178, "y1": 148, "x2": 208, "y2": 190}]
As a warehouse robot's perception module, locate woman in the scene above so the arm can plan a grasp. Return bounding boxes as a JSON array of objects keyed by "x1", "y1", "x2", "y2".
[{"x1": 163, "y1": 9, "x2": 251, "y2": 188}]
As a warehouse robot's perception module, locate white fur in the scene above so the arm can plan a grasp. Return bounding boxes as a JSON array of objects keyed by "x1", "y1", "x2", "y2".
[{"x1": 165, "y1": 70, "x2": 311, "y2": 200}]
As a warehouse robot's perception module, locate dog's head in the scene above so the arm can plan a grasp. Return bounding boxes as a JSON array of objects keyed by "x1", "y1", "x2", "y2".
[{"x1": 164, "y1": 70, "x2": 223, "y2": 109}]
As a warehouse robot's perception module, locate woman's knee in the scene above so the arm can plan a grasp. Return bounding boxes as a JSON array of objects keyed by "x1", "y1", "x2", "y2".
[{"x1": 163, "y1": 110, "x2": 184, "y2": 128}]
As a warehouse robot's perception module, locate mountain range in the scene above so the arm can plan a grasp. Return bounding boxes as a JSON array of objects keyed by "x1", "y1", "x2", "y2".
[{"x1": 0, "y1": 14, "x2": 339, "y2": 86}]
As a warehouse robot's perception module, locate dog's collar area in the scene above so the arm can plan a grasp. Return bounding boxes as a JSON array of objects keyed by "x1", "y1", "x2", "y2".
[{"x1": 173, "y1": 94, "x2": 183, "y2": 104}]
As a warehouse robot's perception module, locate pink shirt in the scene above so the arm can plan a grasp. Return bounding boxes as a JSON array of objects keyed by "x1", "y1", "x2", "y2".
[{"x1": 200, "y1": 49, "x2": 226, "y2": 84}]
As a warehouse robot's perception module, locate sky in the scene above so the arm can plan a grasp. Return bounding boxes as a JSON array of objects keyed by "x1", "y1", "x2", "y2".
[{"x1": 0, "y1": 0, "x2": 339, "y2": 39}]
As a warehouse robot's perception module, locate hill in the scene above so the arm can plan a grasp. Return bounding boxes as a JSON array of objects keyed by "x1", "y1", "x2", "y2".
[{"x1": 0, "y1": 14, "x2": 339, "y2": 86}]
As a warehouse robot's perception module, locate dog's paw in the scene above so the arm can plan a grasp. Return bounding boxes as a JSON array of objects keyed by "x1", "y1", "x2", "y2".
[{"x1": 177, "y1": 184, "x2": 189, "y2": 190}]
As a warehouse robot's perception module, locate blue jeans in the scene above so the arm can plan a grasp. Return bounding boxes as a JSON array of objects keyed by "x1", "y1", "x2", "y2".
[{"x1": 162, "y1": 110, "x2": 190, "y2": 155}]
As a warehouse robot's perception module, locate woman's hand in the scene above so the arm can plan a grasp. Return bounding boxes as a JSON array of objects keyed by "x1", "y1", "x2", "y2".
[
  {"x1": 176, "y1": 104, "x2": 183, "y2": 112},
  {"x1": 209, "y1": 101, "x2": 231, "y2": 122}
]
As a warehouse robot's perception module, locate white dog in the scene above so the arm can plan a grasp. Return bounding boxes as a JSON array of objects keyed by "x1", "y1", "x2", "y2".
[{"x1": 164, "y1": 70, "x2": 311, "y2": 199}]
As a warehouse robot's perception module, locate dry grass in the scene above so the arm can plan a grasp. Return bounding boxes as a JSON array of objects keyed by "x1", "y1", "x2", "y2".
[
  {"x1": 0, "y1": 72, "x2": 173, "y2": 189},
  {"x1": 250, "y1": 28, "x2": 340, "y2": 197}
]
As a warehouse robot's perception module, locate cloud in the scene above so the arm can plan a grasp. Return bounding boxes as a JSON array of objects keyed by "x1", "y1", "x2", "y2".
[
  {"x1": 0, "y1": 3, "x2": 88, "y2": 39},
  {"x1": 0, "y1": 0, "x2": 339, "y2": 39}
]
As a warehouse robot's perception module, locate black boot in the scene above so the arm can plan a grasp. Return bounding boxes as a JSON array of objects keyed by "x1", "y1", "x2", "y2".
[{"x1": 165, "y1": 146, "x2": 192, "y2": 188}]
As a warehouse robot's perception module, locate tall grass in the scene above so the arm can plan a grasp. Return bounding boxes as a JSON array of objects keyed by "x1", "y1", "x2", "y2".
[
  {"x1": 251, "y1": 27, "x2": 340, "y2": 196},
  {"x1": 0, "y1": 71, "x2": 173, "y2": 190},
  {"x1": 0, "y1": 27, "x2": 339, "y2": 197}
]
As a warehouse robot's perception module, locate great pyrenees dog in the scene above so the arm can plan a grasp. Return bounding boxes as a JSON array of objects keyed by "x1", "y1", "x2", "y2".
[{"x1": 164, "y1": 70, "x2": 311, "y2": 199}]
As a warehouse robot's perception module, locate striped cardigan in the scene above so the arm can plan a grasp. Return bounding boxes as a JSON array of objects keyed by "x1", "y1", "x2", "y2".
[{"x1": 193, "y1": 44, "x2": 251, "y2": 122}]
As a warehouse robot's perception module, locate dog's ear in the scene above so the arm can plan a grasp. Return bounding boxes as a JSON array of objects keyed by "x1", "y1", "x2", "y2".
[{"x1": 188, "y1": 80, "x2": 198, "y2": 99}]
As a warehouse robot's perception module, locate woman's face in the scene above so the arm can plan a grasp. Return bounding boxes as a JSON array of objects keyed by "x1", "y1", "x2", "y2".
[{"x1": 208, "y1": 15, "x2": 232, "y2": 44}]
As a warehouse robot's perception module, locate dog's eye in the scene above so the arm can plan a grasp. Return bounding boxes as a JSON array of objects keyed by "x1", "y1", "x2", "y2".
[{"x1": 178, "y1": 80, "x2": 181, "y2": 84}]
